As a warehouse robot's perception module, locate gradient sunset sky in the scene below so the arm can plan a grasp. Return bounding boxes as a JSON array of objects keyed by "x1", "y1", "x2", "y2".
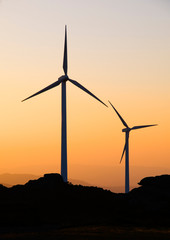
[{"x1": 0, "y1": 0, "x2": 170, "y2": 189}]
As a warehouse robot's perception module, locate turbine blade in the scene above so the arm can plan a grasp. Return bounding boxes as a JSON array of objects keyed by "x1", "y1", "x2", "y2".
[
  {"x1": 131, "y1": 124, "x2": 157, "y2": 130},
  {"x1": 108, "y1": 101, "x2": 129, "y2": 128},
  {"x1": 120, "y1": 135, "x2": 129, "y2": 163},
  {"x1": 63, "y1": 25, "x2": 68, "y2": 75},
  {"x1": 22, "y1": 79, "x2": 62, "y2": 102},
  {"x1": 69, "y1": 79, "x2": 107, "y2": 107}
]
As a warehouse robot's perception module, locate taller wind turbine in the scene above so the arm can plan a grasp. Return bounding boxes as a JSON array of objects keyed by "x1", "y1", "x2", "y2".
[
  {"x1": 22, "y1": 26, "x2": 107, "y2": 182},
  {"x1": 109, "y1": 101, "x2": 157, "y2": 193}
]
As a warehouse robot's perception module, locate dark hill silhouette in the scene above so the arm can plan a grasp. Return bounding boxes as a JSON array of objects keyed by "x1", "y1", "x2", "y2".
[
  {"x1": 128, "y1": 174, "x2": 170, "y2": 224},
  {"x1": 138, "y1": 174, "x2": 170, "y2": 188},
  {"x1": 0, "y1": 173, "x2": 170, "y2": 230}
]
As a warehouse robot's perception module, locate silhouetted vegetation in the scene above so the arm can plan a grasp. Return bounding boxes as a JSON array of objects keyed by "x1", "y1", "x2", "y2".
[{"x1": 0, "y1": 173, "x2": 170, "y2": 239}]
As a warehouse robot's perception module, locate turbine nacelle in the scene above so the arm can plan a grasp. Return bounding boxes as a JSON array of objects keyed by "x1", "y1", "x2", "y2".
[{"x1": 122, "y1": 128, "x2": 130, "y2": 133}]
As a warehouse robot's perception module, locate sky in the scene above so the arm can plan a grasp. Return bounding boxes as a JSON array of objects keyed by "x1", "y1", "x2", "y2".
[{"x1": 0, "y1": 0, "x2": 170, "y2": 190}]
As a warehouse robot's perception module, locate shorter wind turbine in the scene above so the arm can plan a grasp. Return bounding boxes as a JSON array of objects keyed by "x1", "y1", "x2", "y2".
[{"x1": 109, "y1": 101, "x2": 157, "y2": 193}]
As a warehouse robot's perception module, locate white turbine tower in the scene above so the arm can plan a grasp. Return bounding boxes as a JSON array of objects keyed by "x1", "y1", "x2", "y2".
[
  {"x1": 109, "y1": 101, "x2": 157, "y2": 193},
  {"x1": 22, "y1": 26, "x2": 107, "y2": 182}
]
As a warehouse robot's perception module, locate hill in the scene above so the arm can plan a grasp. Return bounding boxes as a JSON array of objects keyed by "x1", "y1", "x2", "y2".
[
  {"x1": 0, "y1": 173, "x2": 41, "y2": 186},
  {"x1": 0, "y1": 173, "x2": 170, "y2": 239}
]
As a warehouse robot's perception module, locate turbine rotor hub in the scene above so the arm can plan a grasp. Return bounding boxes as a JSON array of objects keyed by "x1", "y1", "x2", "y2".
[{"x1": 58, "y1": 75, "x2": 69, "y2": 82}]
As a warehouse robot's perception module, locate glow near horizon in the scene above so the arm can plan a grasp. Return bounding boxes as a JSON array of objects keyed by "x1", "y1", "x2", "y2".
[{"x1": 0, "y1": 0, "x2": 170, "y2": 188}]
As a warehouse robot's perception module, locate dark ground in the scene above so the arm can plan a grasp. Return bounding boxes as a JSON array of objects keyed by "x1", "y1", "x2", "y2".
[
  {"x1": 1, "y1": 225, "x2": 170, "y2": 240},
  {"x1": 0, "y1": 173, "x2": 170, "y2": 239}
]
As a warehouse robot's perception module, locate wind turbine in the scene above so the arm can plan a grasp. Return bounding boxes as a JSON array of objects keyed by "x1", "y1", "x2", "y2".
[
  {"x1": 109, "y1": 101, "x2": 157, "y2": 193},
  {"x1": 22, "y1": 26, "x2": 107, "y2": 182}
]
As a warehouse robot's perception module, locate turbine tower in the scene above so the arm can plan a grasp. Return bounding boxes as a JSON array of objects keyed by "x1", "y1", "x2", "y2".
[
  {"x1": 22, "y1": 26, "x2": 107, "y2": 182},
  {"x1": 109, "y1": 101, "x2": 157, "y2": 193}
]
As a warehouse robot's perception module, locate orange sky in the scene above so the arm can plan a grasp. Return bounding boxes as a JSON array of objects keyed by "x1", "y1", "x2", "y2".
[{"x1": 0, "y1": 0, "x2": 170, "y2": 190}]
